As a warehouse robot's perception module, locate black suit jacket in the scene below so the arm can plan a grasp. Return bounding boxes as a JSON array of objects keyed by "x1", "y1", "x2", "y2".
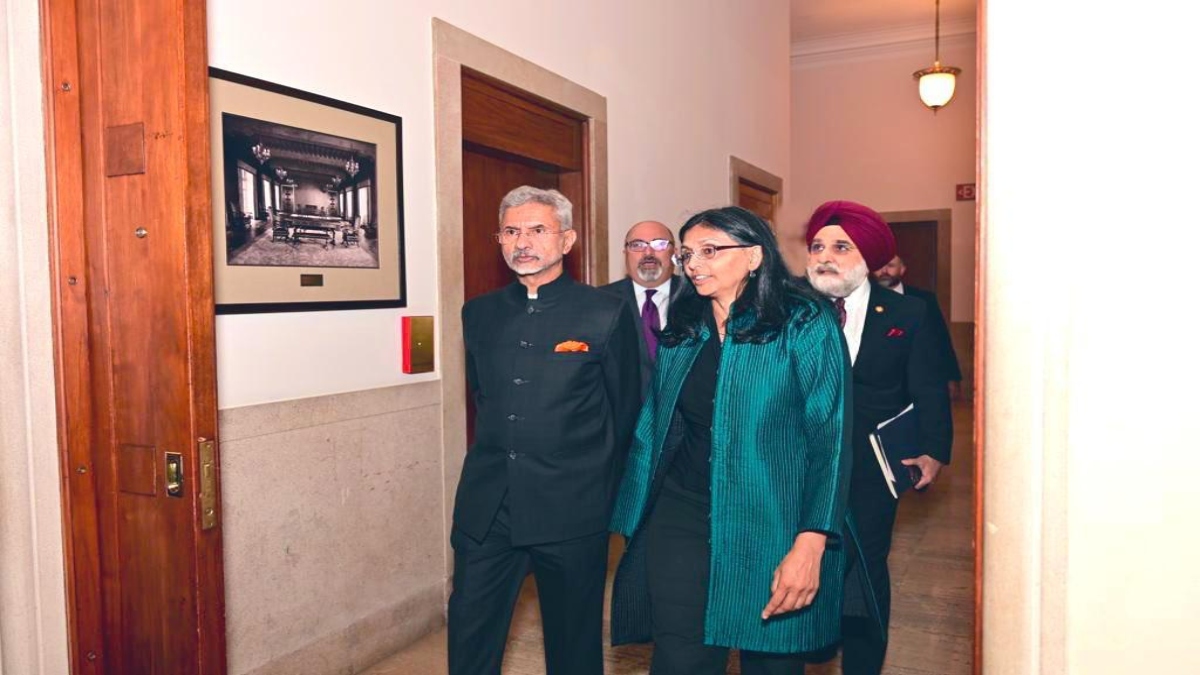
[
  {"x1": 850, "y1": 282, "x2": 953, "y2": 475},
  {"x1": 455, "y1": 273, "x2": 641, "y2": 546},
  {"x1": 902, "y1": 285, "x2": 962, "y2": 382},
  {"x1": 599, "y1": 276, "x2": 679, "y2": 394}
]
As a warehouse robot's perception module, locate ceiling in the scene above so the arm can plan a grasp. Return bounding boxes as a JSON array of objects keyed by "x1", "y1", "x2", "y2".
[{"x1": 791, "y1": 0, "x2": 976, "y2": 43}]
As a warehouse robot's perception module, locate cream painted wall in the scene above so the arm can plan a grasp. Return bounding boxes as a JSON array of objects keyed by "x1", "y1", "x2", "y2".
[
  {"x1": 981, "y1": 2, "x2": 1200, "y2": 673},
  {"x1": 209, "y1": 0, "x2": 793, "y2": 409},
  {"x1": 790, "y1": 38, "x2": 976, "y2": 321},
  {"x1": 0, "y1": 0, "x2": 70, "y2": 673}
]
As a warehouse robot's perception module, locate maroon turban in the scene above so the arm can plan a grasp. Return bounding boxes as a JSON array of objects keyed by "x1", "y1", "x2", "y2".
[{"x1": 804, "y1": 200, "x2": 896, "y2": 272}]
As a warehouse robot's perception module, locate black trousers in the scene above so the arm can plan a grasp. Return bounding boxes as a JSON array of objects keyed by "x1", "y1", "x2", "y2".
[
  {"x1": 645, "y1": 478, "x2": 807, "y2": 675},
  {"x1": 447, "y1": 499, "x2": 609, "y2": 675},
  {"x1": 840, "y1": 466, "x2": 900, "y2": 675}
]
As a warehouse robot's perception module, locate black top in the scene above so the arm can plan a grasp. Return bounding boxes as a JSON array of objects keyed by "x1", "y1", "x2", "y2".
[{"x1": 667, "y1": 309, "x2": 721, "y2": 494}]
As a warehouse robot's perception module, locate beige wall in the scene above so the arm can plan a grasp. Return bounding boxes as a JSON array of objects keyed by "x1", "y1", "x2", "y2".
[
  {"x1": 209, "y1": 0, "x2": 794, "y2": 409},
  {"x1": 0, "y1": 0, "x2": 71, "y2": 673},
  {"x1": 981, "y1": 2, "x2": 1200, "y2": 673},
  {"x1": 790, "y1": 36, "x2": 977, "y2": 322},
  {"x1": 220, "y1": 383, "x2": 444, "y2": 675}
]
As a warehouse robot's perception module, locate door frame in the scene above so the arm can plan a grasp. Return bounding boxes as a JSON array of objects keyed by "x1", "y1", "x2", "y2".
[{"x1": 431, "y1": 18, "x2": 608, "y2": 585}]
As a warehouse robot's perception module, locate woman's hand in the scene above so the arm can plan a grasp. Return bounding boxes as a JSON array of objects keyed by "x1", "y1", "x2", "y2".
[{"x1": 761, "y1": 531, "x2": 826, "y2": 619}]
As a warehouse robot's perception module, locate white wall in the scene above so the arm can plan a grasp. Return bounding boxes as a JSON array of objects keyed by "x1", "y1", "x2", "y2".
[
  {"x1": 790, "y1": 36, "x2": 976, "y2": 321},
  {"x1": 0, "y1": 0, "x2": 71, "y2": 672},
  {"x1": 210, "y1": 0, "x2": 793, "y2": 409},
  {"x1": 982, "y1": 1, "x2": 1200, "y2": 673}
]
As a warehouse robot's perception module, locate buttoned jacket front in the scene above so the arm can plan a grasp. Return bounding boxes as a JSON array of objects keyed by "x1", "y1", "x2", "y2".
[{"x1": 454, "y1": 273, "x2": 641, "y2": 546}]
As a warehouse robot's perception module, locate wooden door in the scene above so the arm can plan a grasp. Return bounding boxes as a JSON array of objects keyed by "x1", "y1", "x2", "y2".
[
  {"x1": 460, "y1": 70, "x2": 590, "y2": 444},
  {"x1": 737, "y1": 178, "x2": 777, "y2": 225},
  {"x1": 44, "y1": 1, "x2": 226, "y2": 673},
  {"x1": 891, "y1": 220, "x2": 939, "y2": 292}
]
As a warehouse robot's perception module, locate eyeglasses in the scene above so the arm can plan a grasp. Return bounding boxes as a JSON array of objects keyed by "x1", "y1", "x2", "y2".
[
  {"x1": 493, "y1": 226, "x2": 565, "y2": 243},
  {"x1": 625, "y1": 238, "x2": 673, "y2": 253},
  {"x1": 672, "y1": 244, "x2": 754, "y2": 266}
]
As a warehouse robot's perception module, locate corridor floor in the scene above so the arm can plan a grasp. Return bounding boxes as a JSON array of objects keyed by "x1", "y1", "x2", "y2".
[{"x1": 365, "y1": 402, "x2": 974, "y2": 674}]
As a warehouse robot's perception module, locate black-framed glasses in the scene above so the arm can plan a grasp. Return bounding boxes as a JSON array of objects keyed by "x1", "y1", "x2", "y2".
[
  {"x1": 672, "y1": 244, "x2": 753, "y2": 266},
  {"x1": 493, "y1": 226, "x2": 565, "y2": 243},
  {"x1": 625, "y1": 238, "x2": 673, "y2": 253}
]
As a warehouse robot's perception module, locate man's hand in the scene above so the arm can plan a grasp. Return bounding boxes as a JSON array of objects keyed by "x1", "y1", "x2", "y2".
[
  {"x1": 900, "y1": 454, "x2": 944, "y2": 490},
  {"x1": 761, "y1": 532, "x2": 826, "y2": 619}
]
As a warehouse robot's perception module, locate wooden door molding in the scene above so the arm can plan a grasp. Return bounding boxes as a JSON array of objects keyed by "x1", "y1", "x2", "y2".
[
  {"x1": 42, "y1": 0, "x2": 226, "y2": 672},
  {"x1": 432, "y1": 18, "x2": 608, "y2": 585},
  {"x1": 729, "y1": 155, "x2": 782, "y2": 225},
  {"x1": 880, "y1": 208, "x2": 953, "y2": 313}
]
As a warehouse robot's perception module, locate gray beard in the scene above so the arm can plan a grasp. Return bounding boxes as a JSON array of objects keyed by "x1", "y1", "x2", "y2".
[
  {"x1": 635, "y1": 266, "x2": 663, "y2": 283},
  {"x1": 807, "y1": 260, "x2": 869, "y2": 298}
]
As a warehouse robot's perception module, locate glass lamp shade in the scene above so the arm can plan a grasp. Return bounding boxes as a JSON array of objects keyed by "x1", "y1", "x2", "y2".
[{"x1": 914, "y1": 63, "x2": 962, "y2": 111}]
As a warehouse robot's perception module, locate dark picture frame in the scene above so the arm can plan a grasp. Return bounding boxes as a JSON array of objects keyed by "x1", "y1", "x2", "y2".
[{"x1": 209, "y1": 68, "x2": 406, "y2": 314}]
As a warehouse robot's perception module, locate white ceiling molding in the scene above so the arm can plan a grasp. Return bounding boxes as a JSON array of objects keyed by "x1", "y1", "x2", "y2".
[{"x1": 791, "y1": 17, "x2": 976, "y2": 68}]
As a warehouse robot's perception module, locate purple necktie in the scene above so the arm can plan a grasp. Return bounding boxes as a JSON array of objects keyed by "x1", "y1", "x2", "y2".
[
  {"x1": 833, "y1": 297, "x2": 847, "y2": 328},
  {"x1": 640, "y1": 288, "x2": 660, "y2": 362}
]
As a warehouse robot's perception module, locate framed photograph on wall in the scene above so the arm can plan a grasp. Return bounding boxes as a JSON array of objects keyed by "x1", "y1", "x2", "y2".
[{"x1": 209, "y1": 68, "x2": 405, "y2": 314}]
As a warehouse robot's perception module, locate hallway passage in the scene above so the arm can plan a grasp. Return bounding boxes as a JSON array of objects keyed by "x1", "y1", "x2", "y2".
[{"x1": 366, "y1": 402, "x2": 974, "y2": 674}]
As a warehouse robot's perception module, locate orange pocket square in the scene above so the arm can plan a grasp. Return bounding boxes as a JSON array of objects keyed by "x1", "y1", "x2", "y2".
[{"x1": 554, "y1": 340, "x2": 590, "y2": 353}]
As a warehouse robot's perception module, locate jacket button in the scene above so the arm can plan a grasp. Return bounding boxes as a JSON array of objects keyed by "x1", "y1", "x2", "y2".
[
  {"x1": 526, "y1": 305, "x2": 536, "y2": 314},
  {"x1": 508, "y1": 451, "x2": 518, "y2": 460},
  {"x1": 513, "y1": 378, "x2": 528, "y2": 385},
  {"x1": 506, "y1": 414, "x2": 519, "y2": 422},
  {"x1": 519, "y1": 341, "x2": 532, "y2": 348}
]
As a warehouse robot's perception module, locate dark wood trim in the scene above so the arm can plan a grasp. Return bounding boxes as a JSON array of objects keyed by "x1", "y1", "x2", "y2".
[
  {"x1": 185, "y1": 3, "x2": 227, "y2": 671},
  {"x1": 41, "y1": 0, "x2": 104, "y2": 670}
]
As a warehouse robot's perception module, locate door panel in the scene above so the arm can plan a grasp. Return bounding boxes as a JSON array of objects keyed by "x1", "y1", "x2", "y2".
[
  {"x1": 462, "y1": 144, "x2": 560, "y2": 303},
  {"x1": 737, "y1": 178, "x2": 776, "y2": 224},
  {"x1": 44, "y1": 0, "x2": 225, "y2": 672},
  {"x1": 891, "y1": 220, "x2": 939, "y2": 293}
]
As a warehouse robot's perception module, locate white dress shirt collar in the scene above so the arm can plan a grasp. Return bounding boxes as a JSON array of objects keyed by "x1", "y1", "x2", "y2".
[
  {"x1": 631, "y1": 277, "x2": 672, "y2": 325},
  {"x1": 841, "y1": 278, "x2": 872, "y2": 365}
]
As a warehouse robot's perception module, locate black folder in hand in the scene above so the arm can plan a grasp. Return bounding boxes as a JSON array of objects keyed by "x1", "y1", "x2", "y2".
[{"x1": 868, "y1": 404, "x2": 921, "y2": 499}]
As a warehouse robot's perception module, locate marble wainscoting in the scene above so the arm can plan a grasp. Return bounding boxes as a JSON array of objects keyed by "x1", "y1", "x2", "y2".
[{"x1": 219, "y1": 381, "x2": 447, "y2": 675}]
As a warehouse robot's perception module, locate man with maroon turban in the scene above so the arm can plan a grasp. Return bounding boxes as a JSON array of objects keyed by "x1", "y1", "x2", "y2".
[{"x1": 803, "y1": 200, "x2": 953, "y2": 675}]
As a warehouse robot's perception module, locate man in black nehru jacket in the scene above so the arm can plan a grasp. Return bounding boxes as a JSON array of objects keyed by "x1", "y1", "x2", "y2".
[{"x1": 448, "y1": 185, "x2": 640, "y2": 675}]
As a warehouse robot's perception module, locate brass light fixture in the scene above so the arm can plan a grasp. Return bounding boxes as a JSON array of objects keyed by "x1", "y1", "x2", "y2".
[{"x1": 913, "y1": 0, "x2": 962, "y2": 112}]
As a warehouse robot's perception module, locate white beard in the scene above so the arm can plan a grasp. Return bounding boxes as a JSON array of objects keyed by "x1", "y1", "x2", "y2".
[
  {"x1": 507, "y1": 248, "x2": 562, "y2": 276},
  {"x1": 807, "y1": 259, "x2": 869, "y2": 298}
]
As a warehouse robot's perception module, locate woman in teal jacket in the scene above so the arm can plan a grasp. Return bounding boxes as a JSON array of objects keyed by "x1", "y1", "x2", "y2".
[{"x1": 609, "y1": 206, "x2": 853, "y2": 674}]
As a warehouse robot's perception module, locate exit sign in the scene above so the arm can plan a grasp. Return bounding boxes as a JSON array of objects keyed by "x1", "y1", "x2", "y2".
[{"x1": 956, "y1": 183, "x2": 976, "y2": 201}]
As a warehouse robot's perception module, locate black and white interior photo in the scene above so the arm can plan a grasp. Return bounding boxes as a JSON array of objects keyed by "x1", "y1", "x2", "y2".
[{"x1": 221, "y1": 113, "x2": 380, "y2": 269}]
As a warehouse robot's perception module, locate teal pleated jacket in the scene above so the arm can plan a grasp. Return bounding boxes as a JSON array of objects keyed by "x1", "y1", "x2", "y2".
[{"x1": 609, "y1": 297, "x2": 853, "y2": 654}]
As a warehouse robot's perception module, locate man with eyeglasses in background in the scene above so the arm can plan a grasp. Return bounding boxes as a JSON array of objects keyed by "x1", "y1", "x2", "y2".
[
  {"x1": 601, "y1": 220, "x2": 678, "y2": 394},
  {"x1": 449, "y1": 185, "x2": 640, "y2": 675}
]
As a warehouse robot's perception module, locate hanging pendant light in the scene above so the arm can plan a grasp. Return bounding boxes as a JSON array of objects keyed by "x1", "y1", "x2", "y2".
[{"x1": 913, "y1": 0, "x2": 962, "y2": 112}]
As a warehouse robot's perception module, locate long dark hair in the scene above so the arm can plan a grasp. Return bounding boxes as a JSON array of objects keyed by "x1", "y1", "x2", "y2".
[{"x1": 661, "y1": 206, "x2": 819, "y2": 346}]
